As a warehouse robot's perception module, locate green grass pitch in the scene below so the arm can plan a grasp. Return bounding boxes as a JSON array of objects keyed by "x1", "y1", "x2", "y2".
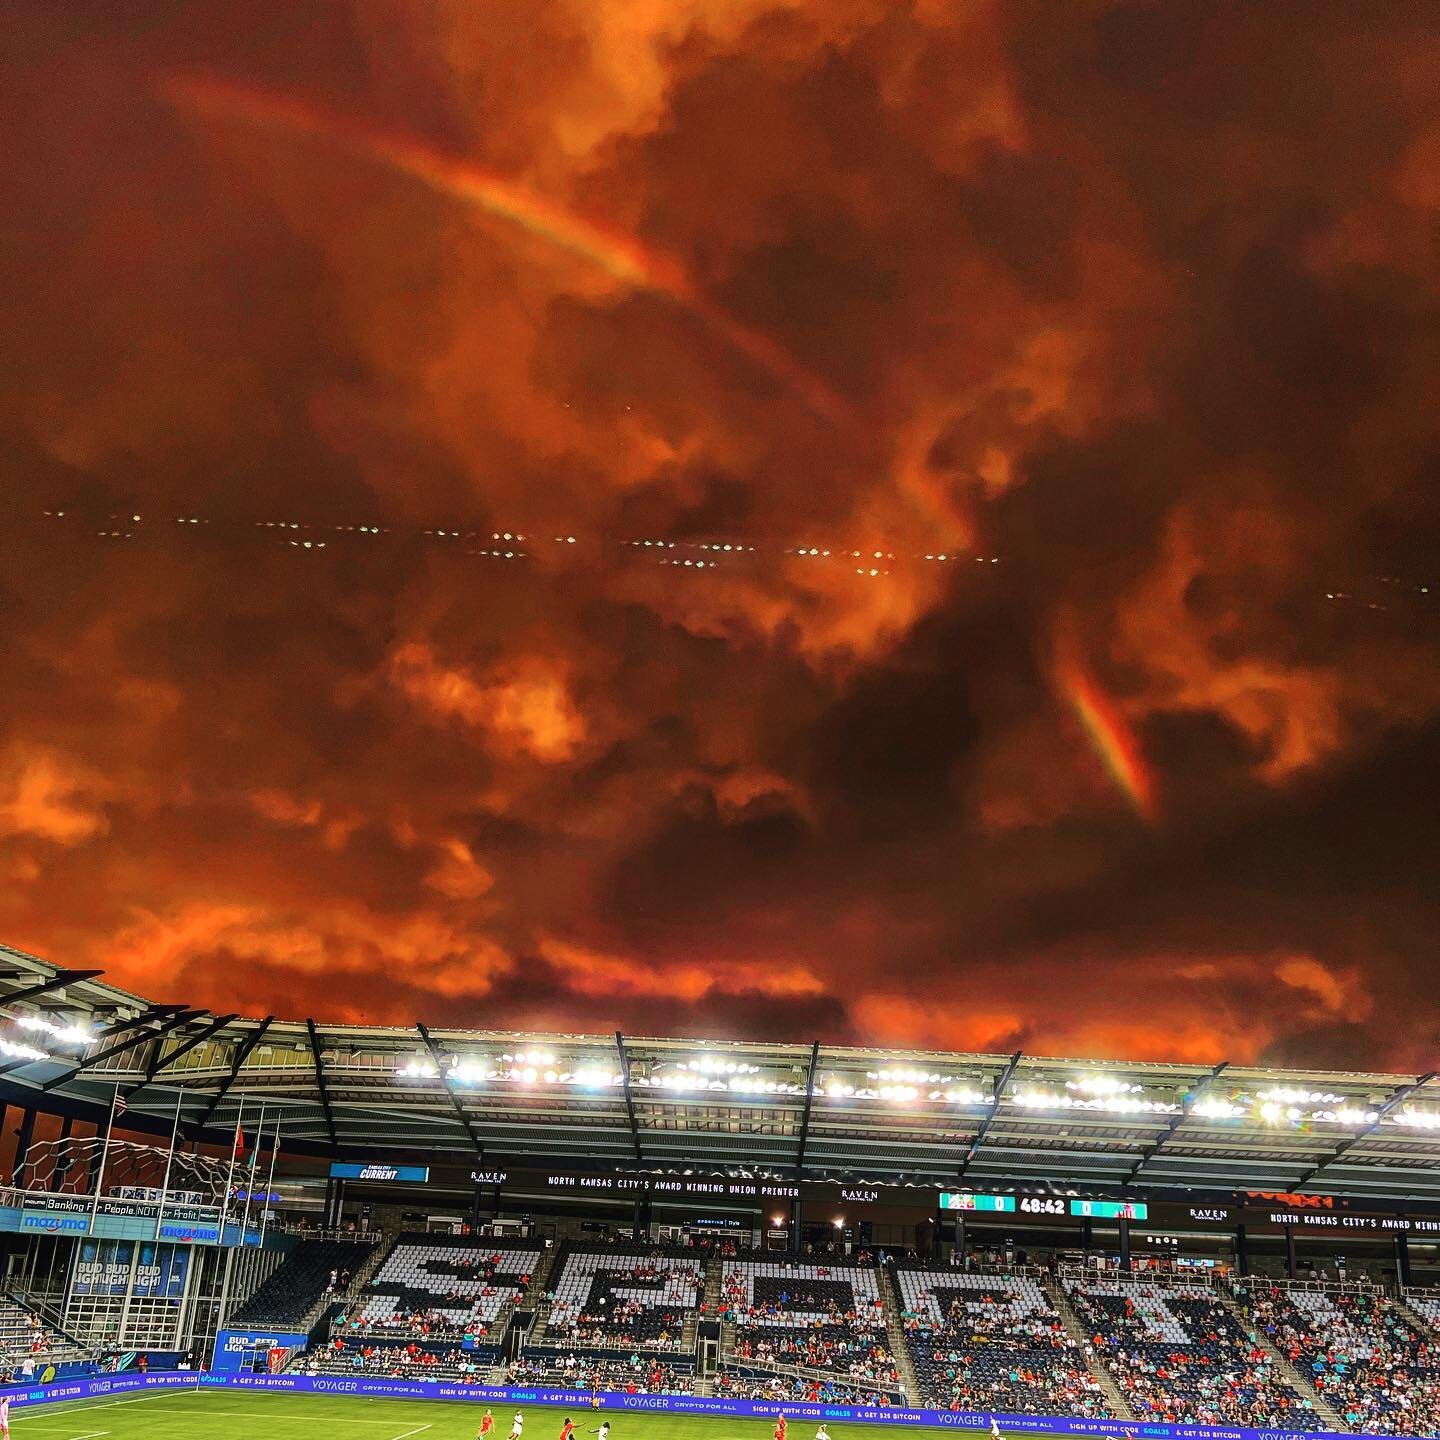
[{"x1": 17, "y1": 1389, "x2": 995, "y2": 1440}]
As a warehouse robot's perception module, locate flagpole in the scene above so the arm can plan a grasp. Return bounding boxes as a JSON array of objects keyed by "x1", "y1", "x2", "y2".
[
  {"x1": 258, "y1": 1110, "x2": 281, "y2": 1248},
  {"x1": 87, "y1": 1082, "x2": 121, "y2": 1237},
  {"x1": 238, "y1": 1104, "x2": 263, "y2": 1244},
  {"x1": 217, "y1": 1093, "x2": 244, "y2": 1247},
  {"x1": 153, "y1": 1087, "x2": 184, "y2": 1242}
]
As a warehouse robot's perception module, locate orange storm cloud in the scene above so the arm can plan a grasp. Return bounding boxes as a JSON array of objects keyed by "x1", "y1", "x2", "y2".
[{"x1": 0, "y1": 0, "x2": 1438, "y2": 1067}]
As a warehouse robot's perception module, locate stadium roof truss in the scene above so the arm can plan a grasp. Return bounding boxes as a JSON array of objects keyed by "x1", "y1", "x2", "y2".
[{"x1": 0, "y1": 943, "x2": 1438, "y2": 1202}]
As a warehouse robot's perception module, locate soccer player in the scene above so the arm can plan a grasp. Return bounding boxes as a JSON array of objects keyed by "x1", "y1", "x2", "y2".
[
  {"x1": 991, "y1": 1419, "x2": 1002, "y2": 1439},
  {"x1": 561, "y1": 1418, "x2": 576, "y2": 1440},
  {"x1": 816, "y1": 1426, "x2": 831, "y2": 1440},
  {"x1": 510, "y1": 1412, "x2": 525, "y2": 1440},
  {"x1": 478, "y1": 1409, "x2": 495, "y2": 1438},
  {"x1": 0, "y1": 1392, "x2": 10, "y2": 1440},
  {"x1": 589, "y1": 1422, "x2": 610, "y2": 1440},
  {"x1": 775, "y1": 1414, "x2": 788, "y2": 1440}
]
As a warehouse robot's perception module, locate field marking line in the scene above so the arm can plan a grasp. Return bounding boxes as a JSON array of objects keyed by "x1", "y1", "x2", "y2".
[
  {"x1": 389, "y1": 1425, "x2": 433, "y2": 1440},
  {"x1": 14, "y1": 1389, "x2": 206, "y2": 1420},
  {"x1": 61, "y1": 1430, "x2": 108, "y2": 1439}
]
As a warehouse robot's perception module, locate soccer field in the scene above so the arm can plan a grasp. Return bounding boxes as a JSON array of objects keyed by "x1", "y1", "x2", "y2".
[{"x1": 17, "y1": 1390, "x2": 994, "y2": 1440}]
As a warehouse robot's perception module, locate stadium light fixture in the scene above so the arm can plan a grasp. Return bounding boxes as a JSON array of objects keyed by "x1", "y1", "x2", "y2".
[
  {"x1": 1192, "y1": 1098, "x2": 1246, "y2": 1120},
  {"x1": 16, "y1": 1015, "x2": 90, "y2": 1047},
  {"x1": 0, "y1": 1037, "x2": 50, "y2": 1063},
  {"x1": 1394, "y1": 1108, "x2": 1440, "y2": 1130},
  {"x1": 1258, "y1": 1086, "x2": 1345, "y2": 1105},
  {"x1": 1014, "y1": 1087, "x2": 1178, "y2": 1115}
]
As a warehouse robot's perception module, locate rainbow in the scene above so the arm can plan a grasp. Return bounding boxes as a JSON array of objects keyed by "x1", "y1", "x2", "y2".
[
  {"x1": 161, "y1": 74, "x2": 849, "y2": 427},
  {"x1": 1056, "y1": 648, "x2": 1158, "y2": 822}
]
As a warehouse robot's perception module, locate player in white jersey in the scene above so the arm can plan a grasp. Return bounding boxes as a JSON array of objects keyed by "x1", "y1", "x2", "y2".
[
  {"x1": 590, "y1": 1424, "x2": 611, "y2": 1440},
  {"x1": 816, "y1": 1426, "x2": 831, "y2": 1440},
  {"x1": 509, "y1": 1413, "x2": 525, "y2": 1440},
  {"x1": 990, "y1": 1419, "x2": 1002, "y2": 1439},
  {"x1": 0, "y1": 1393, "x2": 11, "y2": 1439}
]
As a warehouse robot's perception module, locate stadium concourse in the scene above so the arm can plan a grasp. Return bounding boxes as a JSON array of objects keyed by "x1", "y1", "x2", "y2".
[{"x1": 5, "y1": 955, "x2": 1440, "y2": 1432}]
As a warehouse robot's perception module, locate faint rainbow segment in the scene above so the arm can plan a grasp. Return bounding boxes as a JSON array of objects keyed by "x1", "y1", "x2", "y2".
[
  {"x1": 1056, "y1": 649, "x2": 1158, "y2": 822},
  {"x1": 161, "y1": 75, "x2": 850, "y2": 428}
]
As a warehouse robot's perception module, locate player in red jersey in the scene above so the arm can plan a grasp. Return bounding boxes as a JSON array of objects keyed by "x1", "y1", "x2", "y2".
[
  {"x1": 775, "y1": 1414, "x2": 788, "y2": 1440},
  {"x1": 478, "y1": 1409, "x2": 494, "y2": 1438},
  {"x1": 561, "y1": 1418, "x2": 576, "y2": 1440}
]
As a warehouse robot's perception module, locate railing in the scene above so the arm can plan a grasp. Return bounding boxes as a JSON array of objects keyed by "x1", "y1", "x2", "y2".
[
  {"x1": 3, "y1": 1286, "x2": 99, "y2": 1358},
  {"x1": 1232, "y1": 1274, "x2": 1383, "y2": 1297},
  {"x1": 1057, "y1": 1263, "x2": 1217, "y2": 1287},
  {"x1": 268, "y1": 1224, "x2": 379, "y2": 1243},
  {"x1": 720, "y1": 1355, "x2": 901, "y2": 1396}
]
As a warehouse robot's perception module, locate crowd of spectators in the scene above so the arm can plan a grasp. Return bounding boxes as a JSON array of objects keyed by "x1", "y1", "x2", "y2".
[
  {"x1": 546, "y1": 1251, "x2": 702, "y2": 1352},
  {"x1": 331, "y1": 1303, "x2": 492, "y2": 1347},
  {"x1": 1241, "y1": 1284, "x2": 1440, "y2": 1434},
  {"x1": 297, "y1": 1336, "x2": 493, "y2": 1383},
  {"x1": 896, "y1": 1269, "x2": 1105, "y2": 1416},
  {"x1": 504, "y1": 1352, "x2": 693, "y2": 1394},
  {"x1": 722, "y1": 1260, "x2": 897, "y2": 1385},
  {"x1": 1066, "y1": 1278, "x2": 1322, "y2": 1429}
]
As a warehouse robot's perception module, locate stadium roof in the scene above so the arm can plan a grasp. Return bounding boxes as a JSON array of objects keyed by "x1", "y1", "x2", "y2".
[{"x1": 1, "y1": 942, "x2": 1437, "y2": 1204}]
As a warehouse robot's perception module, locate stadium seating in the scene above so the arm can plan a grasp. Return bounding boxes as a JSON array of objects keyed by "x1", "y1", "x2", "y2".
[
  {"x1": 545, "y1": 1247, "x2": 702, "y2": 1352},
  {"x1": 339, "y1": 1234, "x2": 538, "y2": 1343},
  {"x1": 721, "y1": 1256, "x2": 899, "y2": 1388},
  {"x1": 295, "y1": 1336, "x2": 496, "y2": 1383},
  {"x1": 1408, "y1": 1292, "x2": 1440, "y2": 1333},
  {"x1": 0, "y1": 1295, "x2": 88, "y2": 1372},
  {"x1": 228, "y1": 1238, "x2": 376, "y2": 1328},
  {"x1": 505, "y1": 1351, "x2": 695, "y2": 1394},
  {"x1": 895, "y1": 1266, "x2": 1106, "y2": 1416},
  {"x1": 1242, "y1": 1283, "x2": 1440, "y2": 1434},
  {"x1": 1065, "y1": 1276, "x2": 1323, "y2": 1428}
]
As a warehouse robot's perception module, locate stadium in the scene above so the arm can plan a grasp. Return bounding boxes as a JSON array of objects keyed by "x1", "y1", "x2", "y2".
[{"x1": 0, "y1": 946, "x2": 1438, "y2": 1440}]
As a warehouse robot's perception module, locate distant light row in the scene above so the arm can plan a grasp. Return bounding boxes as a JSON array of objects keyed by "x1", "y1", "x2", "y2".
[
  {"x1": 392, "y1": 1057, "x2": 1440, "y2": 1130},
  {"x1": 0, "y1": 1014, "x2": 95, "y2": 1066}
]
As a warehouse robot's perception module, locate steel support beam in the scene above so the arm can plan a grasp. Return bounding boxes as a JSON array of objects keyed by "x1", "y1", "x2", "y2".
[
  {"x1": 958, "y1": 1050, "x2": 1022, "y2": 1175},
  {"x1": 794, "y1": 1040, "x2": 822, "y2": 1176},
  {"x1": 1297, "y1": 1072, "x2": 1437, "y2": 1188},
  {"x1": 0, "y1": 1004, "x2": 188, "y2": 1080},
  {"x1": 1125, "y1": 1061, "x2": 1229, "y2": 1184},
  {"x1": 416, "y1": 1022, "x2": 485, "y2": 1158},
  {"x1": 142, "y1": 1013, "x2": 238, "y2": 1083},
  {"x1": 38, "y1": 1011, "x2": 203, "y2": 1091},
  {"x1": 0, "y1": 970, "x2": 103, "y2": 1007},
  {"x1": 615, "y1": 1031, "x2": 642, "y2": 1162},
  {"x1": 307, "y1": 1018, "x2": 339, "y2": 1151},
  {"x1": 195, "y1": 1017, "x2": 274, "y2": 1129}
]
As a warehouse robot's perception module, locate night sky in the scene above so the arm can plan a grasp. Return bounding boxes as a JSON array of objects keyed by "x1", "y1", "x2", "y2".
[{"x1": 2, "y1": 2, "x2": 1438, "y2": 1068}]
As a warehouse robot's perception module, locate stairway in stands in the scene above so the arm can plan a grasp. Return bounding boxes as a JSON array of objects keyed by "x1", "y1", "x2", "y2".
[
  {"x1": 1047, "y1": 1278, "x2": 1134, "y2": 1421},
  {"x1": 1394, "y1": 1288, "x2": 1440, "y2": 1340},
  {"x1": 1214, "y1": 1285, "x2": 1341, "y2": 1428},
  {"x1": 876, "y1": 1264, "x2": 922, "y2": 1405}
]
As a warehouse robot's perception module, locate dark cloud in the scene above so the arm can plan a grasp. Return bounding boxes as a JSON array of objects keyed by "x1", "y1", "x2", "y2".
[{"x1": 0, "y1": 0, "x2": 1437, "y2": 1067}]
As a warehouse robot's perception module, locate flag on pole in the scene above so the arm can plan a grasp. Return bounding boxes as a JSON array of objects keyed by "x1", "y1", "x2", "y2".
[{"x1": 234, "y1": 1121, "x2": 247, "y2": 1162}]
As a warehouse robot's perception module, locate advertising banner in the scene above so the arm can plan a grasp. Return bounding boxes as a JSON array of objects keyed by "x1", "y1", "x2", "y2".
[
  {"x1": 0, "y1": 1370, "x2": 1365, "y2": 1440},
  {"x1": 132, "y1": 1242, "x2": 190, "y2": 1300},
  {"x1": 212, "y1": 1331, "x2": 310, "y2": 1373},
  {"x1": 72, "y1": 1238, "x2": 132, "y2": 1295}
]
